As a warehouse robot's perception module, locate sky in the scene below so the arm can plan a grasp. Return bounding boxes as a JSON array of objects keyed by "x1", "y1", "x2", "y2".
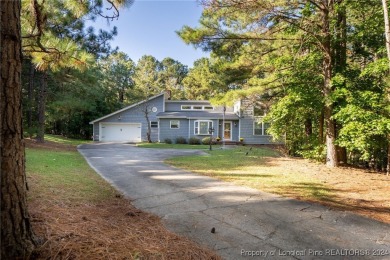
[{"x1": 90, "y1": 0, "x2": 209, "y2": 67}]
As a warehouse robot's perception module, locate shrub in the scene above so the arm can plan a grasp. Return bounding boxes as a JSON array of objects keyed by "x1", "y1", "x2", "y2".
[
  {"x1": 24, "y1": 126, "x2": 38, "y2": 138},
  {"x1": 189, "y1": 137, "x2": 201, "y2": 145},
  {"x1": 201, "y1": 137, "x2": 216, "y2": 145},
  {"x1": 175, "y1": 136, "x2": 187, "y2": 144},
  {"x1": 164, "y1": 138, "x2": 172, "y2": 144}
]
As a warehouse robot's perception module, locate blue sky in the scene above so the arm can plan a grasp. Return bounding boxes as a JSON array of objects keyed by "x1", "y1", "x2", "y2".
[{"x1": 91, "y1": 0, "x2": 208, "y2": 67}]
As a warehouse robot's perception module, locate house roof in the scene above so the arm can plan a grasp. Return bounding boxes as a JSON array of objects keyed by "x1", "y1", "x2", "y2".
[
  {"x1": 156, "y1": 111, "x2": 240, "y2": 120},
  {"x1": 89, "y1": 92, "x2": 165, "y2": 124},
  {"x1": 165, "y1": 100, "x2": 210, "y2": 103}
]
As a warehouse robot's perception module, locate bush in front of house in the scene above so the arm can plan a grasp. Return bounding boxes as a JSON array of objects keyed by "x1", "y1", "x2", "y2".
[
  {"x1": 175, "y1": 136, "x2": 187, "y2": 144},
  {"x1": 164, "y1": 138, "x2": 172, "y2": 144},
  {"x1": 201, "y1": 137, "x2": 216, "y2": 145},
  {"x1": 189, "y1": 137, "x2": 201, "y2": 145}
]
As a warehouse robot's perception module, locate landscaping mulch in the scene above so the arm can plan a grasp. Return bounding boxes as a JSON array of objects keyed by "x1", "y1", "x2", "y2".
[
  {"x1": 30, "y1": 199, "x2": 220, "y2": 260},
  {"x1": 26, "y1": 139, "x2": 220, "y2": 260}
]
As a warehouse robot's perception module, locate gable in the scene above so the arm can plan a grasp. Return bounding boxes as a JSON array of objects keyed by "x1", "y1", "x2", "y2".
[{"x1": 90, "y1": 93, "x2": 165, "y2": 124}]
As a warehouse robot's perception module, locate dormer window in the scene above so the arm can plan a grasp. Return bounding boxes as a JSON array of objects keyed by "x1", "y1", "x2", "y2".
[
  {"x1": 181, "y1": 105, "x2": 214, "y2": 111},
  {"x1": 181, "y1": 105, "x2": 191, "y2": 110}
]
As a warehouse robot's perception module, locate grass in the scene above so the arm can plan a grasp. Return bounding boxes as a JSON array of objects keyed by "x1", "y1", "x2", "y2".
[
  {"x1": 26, "y1": 138, "x2": 220, "y2": 259},
  {"x1": 44, "y1": 134, "x2": 92, "y2": 146},
  {"x1": 166, "y1": 146, "x2": 333, "y2": 202},
  {"x1": 137, "y1": 142, "x2": 221, "y2": 149},
  {"x1": 26, "y1": 148, "x2": 116, "y2": 204}
]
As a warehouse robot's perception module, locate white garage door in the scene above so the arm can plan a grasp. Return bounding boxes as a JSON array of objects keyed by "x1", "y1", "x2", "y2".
[{"x1": 100, "y1": 123, "x2": 141, "y2": 142}]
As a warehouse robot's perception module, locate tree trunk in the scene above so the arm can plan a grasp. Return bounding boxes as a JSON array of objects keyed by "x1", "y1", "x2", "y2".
[
  {"x1": 319, "y1": 109, "x2": 324, "y2": 143},
  {"x1": 382, "y1": 0, "x2": 390, "y2": 66},
  {"x1": 322, "y1": 1, "x2": 339, "y2": 167},
  {"x1": 334, "y1": 0, "x2": 348, "y2": 165},
  {"x1": 382, "y1": 0, "x2": 390, "y2": 176},
  {"x1": 304, "y1": 118, "x2": 312, "y2": 137},
  {"x1": 27, "y1": 62, "x2": 35, "y2": 131},
  {"x1": 1, "y1": 0, "x2": 36, "y2": 258},
  {"x1": 144, "y1": 107, "x2": 152, "y2": 143},
  {"x1": 36, "y1": 71, "x2": 47, "y2": 143}
]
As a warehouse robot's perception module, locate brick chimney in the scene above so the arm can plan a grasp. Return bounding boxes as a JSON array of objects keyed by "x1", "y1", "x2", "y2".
[{"x1": 165, "y1": 90, "x2": 172, "y2": 100}]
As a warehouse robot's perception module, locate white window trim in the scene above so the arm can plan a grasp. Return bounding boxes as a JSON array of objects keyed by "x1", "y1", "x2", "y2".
[
  {"x1": 194, "y1": 120, "x2": 213, "y2": 135},
  {"x1": 170, "y1": 120, "x2": 180, "y2": 129},
  {"x1": 181, "y1": 105, "x2": 192, "y2": 110},
  {"x1": 181, "y1": 105, "x2": 214, "y2": 111},
  {"x1": 253, "y1": 119, "x2": 271, "y2": 136},
  {"x1": 150, "y1": 121, "x2": 159, "y2": 128}
]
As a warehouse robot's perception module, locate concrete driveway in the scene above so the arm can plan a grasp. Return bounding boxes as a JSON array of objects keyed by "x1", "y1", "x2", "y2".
[{"x1": 78, "y1": 143, "x2": 390, "y2": 260}]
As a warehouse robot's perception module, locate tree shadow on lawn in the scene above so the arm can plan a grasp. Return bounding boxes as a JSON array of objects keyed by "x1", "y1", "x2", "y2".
[
  {"x1": 283, "y1": 182, "x2": 390, "y2": 222},
  {"x1": 207, "y1": 172, "x2": 277, "y2": 178}
]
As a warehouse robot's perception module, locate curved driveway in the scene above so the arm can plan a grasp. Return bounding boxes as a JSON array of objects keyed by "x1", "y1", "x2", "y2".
[{"x1": 78, "y1": 143, "x2": 390, "y2": 260}]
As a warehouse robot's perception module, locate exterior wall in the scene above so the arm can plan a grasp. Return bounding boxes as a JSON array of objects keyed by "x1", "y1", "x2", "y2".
[
  {"x1": 93, "y1": 95, "x2": 282, "y2": 145},
  {"x1": 239, "y1": 118, "x2": 274, "y2": 144},
  {"x1": 159, "y1": 118, "x2": 219, "y2": 143},
  {"x1": 159, "y1": 118, "x2": 189, "y2": 142},
  {"x1": 213, "y1": 106, "x2": 233, "y2": 113},
  {"x1": 165, "y1": 101, "x2": 211, "y2": 112},
  {"x1": 93, "y1": 95, "x2": 165, "y2": 142}
]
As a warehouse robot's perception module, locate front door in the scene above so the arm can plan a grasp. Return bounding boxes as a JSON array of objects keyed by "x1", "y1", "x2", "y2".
[{"x1": 224, "y1": 122, "x2": 232, "y2": 140}]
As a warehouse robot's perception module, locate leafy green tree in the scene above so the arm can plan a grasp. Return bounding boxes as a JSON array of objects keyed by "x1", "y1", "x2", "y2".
[
  {"x1": 133, "y1": 55, "x2": 163, "y2": 97},
  {"x1": 21, "y1": 0, "x2": 132, "y2": 142},
  {"x1": 1, "y1": 1, "x2": 132, "y2": 258},
  {"x1": 381, "y1": 0, "x2": 390, "y2": 174},
  {"x1": 159, "y1": 57, "x2": 188, "y2": 99},
  {"x1": 99, "y1": 51, "x2": 136, "y2": 105},
  {"x1": 46, "y1": 65, "x2": 111, "y2": 139},
  {"x1": 182, "y1": 57, "x2": 227, "y2": 100},
  {"x1": 178, "y1": 0, "x2": 387, "y2": 168}
]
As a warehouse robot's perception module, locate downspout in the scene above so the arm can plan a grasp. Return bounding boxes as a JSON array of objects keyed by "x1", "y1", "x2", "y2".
[
  {"x1": 223, "y1": 106, "x2": 226, "y2": 148},
  {"x1": 158, "y1": 119, "x2": 160, "y2": 142},
  {"x1": 188, "y1": 119, "x2": 191, "y2": 140}
]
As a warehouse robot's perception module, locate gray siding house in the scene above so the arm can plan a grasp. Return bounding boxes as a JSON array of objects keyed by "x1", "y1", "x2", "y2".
[{"x1": 90, "y1": 92, "x2": 276, "y2": 144}]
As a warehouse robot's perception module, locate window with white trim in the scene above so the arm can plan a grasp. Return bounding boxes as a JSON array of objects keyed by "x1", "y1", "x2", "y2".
[
  {"x1": 254, "y1": 120, "x2": 270, "y2": 136},
  {"x1": 180, "y1": 105, "x2": 214, "y2": 111},
  {"x1": 150, "y1": 121, "x2": 159, "y2": 128},
  {"x1": 170, "y1": 120, "x2": 180, "y2": 129},
  {"x1": 194, "y1": 120, "x2": 213, "y2": 135}
]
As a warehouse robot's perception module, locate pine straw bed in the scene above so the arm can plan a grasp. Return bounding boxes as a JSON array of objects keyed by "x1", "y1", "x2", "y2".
[{"x1": 30, "y1": 198, "x2": 220, "y2": 259}]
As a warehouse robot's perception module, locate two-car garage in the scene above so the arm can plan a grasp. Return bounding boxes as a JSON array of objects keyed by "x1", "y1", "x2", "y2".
[{"x1": 99, "y1": 123, "x2": 141, "y2": 142}]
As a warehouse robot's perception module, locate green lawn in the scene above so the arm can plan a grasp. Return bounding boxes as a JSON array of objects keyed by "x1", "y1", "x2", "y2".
[
  {"x1": 26, "y1": 147, "x2": 115, "y2": 204},
  {"x1": 45, "y1": 134, "x2": 92, "y2": 146},
  {"x1": 137, "y1": 142, "x2": 221, "y2": 149},
  {"x1": 166, "y1": 147, "x2": 333, "y2": 201}
]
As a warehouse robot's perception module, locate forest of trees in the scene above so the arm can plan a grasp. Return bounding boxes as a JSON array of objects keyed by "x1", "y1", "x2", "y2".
[
  {"x1": 21, "y1": 0, "x2": 390, "y2": 172},
  {"x1": 178, "y1": 0, "x2": 390, "y2": 172}
]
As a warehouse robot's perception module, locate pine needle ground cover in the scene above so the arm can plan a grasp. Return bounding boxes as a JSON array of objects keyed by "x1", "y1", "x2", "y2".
[
  {"x1": 26, "y1": 139, "x2": 220, "y2": 259},
  {"x1": 166, "y1": 146, "x2": 390, "y2": 224}
]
